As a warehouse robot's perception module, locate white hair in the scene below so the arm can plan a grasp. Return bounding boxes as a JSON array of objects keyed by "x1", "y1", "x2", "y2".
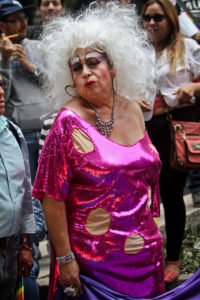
[{"x1": 39, "y1": 1, "x2": 156, "y2": 110}]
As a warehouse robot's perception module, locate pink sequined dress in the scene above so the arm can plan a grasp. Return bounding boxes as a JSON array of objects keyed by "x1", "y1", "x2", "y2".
[{"x1": 32, "y1": 108, "x2": 164, "y2": 299}]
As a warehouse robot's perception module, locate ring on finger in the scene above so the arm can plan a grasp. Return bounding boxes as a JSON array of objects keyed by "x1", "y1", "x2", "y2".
[{"x1": 64, "y1": 285, "x2": 79, "y2": 297}]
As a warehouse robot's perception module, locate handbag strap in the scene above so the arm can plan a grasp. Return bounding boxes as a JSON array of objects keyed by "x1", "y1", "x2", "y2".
[{"x1": 7, "y1": 120, "x2": 21, "y2": 148}]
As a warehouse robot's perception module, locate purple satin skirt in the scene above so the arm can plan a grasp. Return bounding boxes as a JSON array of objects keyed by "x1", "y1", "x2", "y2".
[{"x1": 55, "y1": 269, "x2": 200, "y2": 300}]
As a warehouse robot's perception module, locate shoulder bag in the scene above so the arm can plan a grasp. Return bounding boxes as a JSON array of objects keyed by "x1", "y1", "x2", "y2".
[{"x1": 168, "y1": 113, "x2": 200, "y2": 171}]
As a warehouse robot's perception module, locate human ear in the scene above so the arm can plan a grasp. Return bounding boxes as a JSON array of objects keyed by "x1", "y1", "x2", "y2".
[
  {"x1": 0, "y1": 21, "x2": 7, "y2": 35},
  {"x1": 71, "y1": 82, "x2": 76, "y2": 88},
  {"x1": 110, "y1": 68, "x2": 116, "y2": 79}
]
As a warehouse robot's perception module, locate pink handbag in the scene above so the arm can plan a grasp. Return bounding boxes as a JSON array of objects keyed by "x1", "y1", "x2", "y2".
[{"x1": 170, "y1": 119, "x2": 200, "y2": 171}]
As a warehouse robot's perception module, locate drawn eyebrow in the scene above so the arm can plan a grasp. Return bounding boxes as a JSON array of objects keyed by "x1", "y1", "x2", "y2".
[
  {"x1": 71, "y1": 56, "x2": 80, "y2": 65},
  {"x1": 71, "y1": 51, "x2": 102, "y2": 65}
]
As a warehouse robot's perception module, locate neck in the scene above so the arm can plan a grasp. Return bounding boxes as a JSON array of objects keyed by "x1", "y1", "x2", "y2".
[
  {"x1": 154, "y1": 42, "x2": 163, "y2": 55},
  {"x1": 154, "y1": 38, "x2": 170, "y2": 56},
  {"x1": 83, "y1": 91, "x2": 114, "y2": 110}
]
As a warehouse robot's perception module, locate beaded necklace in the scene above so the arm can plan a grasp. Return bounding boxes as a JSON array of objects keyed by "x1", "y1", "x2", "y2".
[{"x1": 89, "y1": 96, "x2": 115, "y2": 136}]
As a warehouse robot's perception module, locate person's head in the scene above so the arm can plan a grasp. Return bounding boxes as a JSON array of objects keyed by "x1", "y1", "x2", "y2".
[
  {"x1": 68, "y1": 46, "x2": 116, "y2": 102},
  {"x1": 0, "y1": 0, "x2": 33, "y2": 42},
  {"x1": 0, "y1": 76, "x2": 7, "y2": 116},
  {"x1": 37, "y1": 0, "x2": 65, "y2": 23},
  {"x1": 141, "y1": 0, "x2": 184, "y2": 73},
  {"x1": 141, "y1": 0, "x2": 179, "y2": 47},
  {"x1": 39, "y1": 1, "x2": 156, "y2": 110}
]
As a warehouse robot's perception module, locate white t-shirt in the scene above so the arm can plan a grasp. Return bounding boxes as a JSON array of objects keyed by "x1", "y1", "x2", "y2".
[{"x1": 145, "y1": 38, "x2": 200, "y2": 121}]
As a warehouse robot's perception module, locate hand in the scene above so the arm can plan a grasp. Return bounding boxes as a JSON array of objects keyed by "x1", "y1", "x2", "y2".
[
  {"x1": 0, "y1": 34, "x2": 15, "y2": 61},
  {"x1": 173, "y1": 83, "x2": 196, "y2": 103},
  {"x1": 10, "y1": 44, "x2": 35, "y2": 73},
  {"x1": 59, "y1": 260, "x2": 83, "y2": 294},
  {"x1": 17, "y1": 249, "x2": 34, "y2": 278},
  {"x1": 136, "y1": 98, "x2": 152, "y2": 112}
]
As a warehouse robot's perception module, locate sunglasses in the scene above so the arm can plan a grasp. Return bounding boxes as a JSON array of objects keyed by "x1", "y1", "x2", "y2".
[
  {"x1": 0, "y1": 80, "x2": 8, "y2": 90},
  {"x1": 4, "y1": 16, "x2": 28, "y2": 24},
  {"x1": 142, "y1": 14, "x2": 166, "y2": 22},
  {"x1": 42, "y1": 0, "x2": 61, "y2": 6},
  {"x1": 70, "y1": 54, "x2": 105, "y2": 73}
]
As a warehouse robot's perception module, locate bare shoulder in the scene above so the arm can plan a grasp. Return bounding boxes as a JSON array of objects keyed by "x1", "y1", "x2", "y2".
[
  {"x1": 120, "y1": 96, "x2": 144, "y2": 118},
  {"x1": 63, "y1": 98, "x2": 91, "y2": 120},
  {"x1": 119, "y1": 96, "x2": 145, "y2": 132},
  {"x1": 64, "y1": 98, "x2": 81, "y2": 110}
]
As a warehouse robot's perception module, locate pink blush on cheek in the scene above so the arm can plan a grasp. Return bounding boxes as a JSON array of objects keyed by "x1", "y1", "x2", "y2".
[{"x1": 101, "y1": 69, "x2": 109, "y2": 79}]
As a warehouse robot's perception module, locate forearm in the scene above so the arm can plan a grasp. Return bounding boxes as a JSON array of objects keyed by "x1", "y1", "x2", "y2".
[
  {"x1": 43, "y1": 194, "x2": 72, "y2": 257},
  {"x1": 193, "y1": 83, "x2": 200, "y2": 97},
  {"x1": 43, "y1": 195, "x2": 82, "y2": 293}
]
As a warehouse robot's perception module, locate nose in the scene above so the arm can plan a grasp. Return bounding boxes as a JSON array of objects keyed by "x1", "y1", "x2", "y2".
[
  {"x1": 82, "y1": 64, "x2": 91, "y2": 78},
  {"x1": 0, "y1": 86, "x2": 5, "y2": 94},
  {"x1": 149, "y1": 18, "x2": 156, "y2": 25},
  {"x1": 22, "y1": 20, "x2": 27, "y2": 27},
  {"x1": 48, "y1": 2, "x2": 55, "y2": 9}
]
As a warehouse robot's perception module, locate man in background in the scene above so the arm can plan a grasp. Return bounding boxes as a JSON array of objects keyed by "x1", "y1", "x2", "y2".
[
  {"x1": 0, "y1": 0, "x2": 48, "y2": 182},
  {"x1": 27, "y1": 0, "x2": 65, "y2": 40},
  {"x1": 0, "y1": 74, "x2": 36, "y2": 300}
]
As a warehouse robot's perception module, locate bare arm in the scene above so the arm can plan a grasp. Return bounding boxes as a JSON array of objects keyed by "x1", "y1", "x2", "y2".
[{"x1": 43, "y1": 194, "x2": 82, "y2": 292}]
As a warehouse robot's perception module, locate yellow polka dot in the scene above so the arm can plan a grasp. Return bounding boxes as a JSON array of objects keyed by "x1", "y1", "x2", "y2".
[
  {"x1": 124, "y1": 234, "x2": 145, "y2": 254},
  {"x1": 86, "y1": 208, "x2": 111, "y2": 235}
]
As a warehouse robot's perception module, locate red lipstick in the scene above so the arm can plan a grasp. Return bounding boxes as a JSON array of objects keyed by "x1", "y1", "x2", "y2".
[{"x1": 84, "y1": 80, "x2": 95, "y2": 88}]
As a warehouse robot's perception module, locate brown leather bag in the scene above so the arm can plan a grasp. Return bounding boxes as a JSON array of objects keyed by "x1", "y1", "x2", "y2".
[{"x1": 169, "y1": 117, "x2": 200, "y2": 171}]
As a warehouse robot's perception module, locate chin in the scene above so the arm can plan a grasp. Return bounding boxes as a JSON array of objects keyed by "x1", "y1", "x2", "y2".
[{"x1": 0, "y1": 109, "x2": 5, "y2": 116}]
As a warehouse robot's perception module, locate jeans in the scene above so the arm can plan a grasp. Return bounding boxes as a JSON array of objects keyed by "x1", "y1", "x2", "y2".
[
  {"x1": 24, "y1": 258, "x2": 40, "y2": 300},
  {"x1": 0, "y1": 244, "x2": 17, "y2": 300},
  {"x1": 23, "y1": 130, "x2": 41, "y2": 183},
  {"x1": 187, "y1": 170, "x2": 200, "y2": 194}
]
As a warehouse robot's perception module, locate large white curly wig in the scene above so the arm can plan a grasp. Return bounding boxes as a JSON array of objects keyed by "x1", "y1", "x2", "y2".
[{"x1": 39, "y1": 1, "x2": 156, "y2": 111}]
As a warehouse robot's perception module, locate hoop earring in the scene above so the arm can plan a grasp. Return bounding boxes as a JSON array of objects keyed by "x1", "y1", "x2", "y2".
[
  {"x1": 112, "y1": 78, "x2": 117, "y2": 95},
  {"x1": 64, "y1": 85, "x2": 79, "y2": 98}
]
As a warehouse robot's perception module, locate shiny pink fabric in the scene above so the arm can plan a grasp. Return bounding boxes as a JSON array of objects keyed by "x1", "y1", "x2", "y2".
[{"x1": 32, "y1": 108, "x2": 164, "y2": 299}]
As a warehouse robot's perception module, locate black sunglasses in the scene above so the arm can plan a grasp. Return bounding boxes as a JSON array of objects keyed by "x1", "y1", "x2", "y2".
[
  {"x1": 3, "y1": 16, "x2": 28, "y2": 24},
  {"x1": 142, "y1": 14, "x2": 166, "y2": 22}
]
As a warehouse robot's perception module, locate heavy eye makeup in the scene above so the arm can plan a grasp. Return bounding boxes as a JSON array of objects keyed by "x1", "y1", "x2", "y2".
[{"x1": 70, "y1": 51, "x2": 105, "y2": 72}]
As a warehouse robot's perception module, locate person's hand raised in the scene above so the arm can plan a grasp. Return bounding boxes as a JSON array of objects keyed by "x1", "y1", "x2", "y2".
[
  {"x1": 0, "y1": 33, "x2": 14, "y2": 61},
  {"x1": 11, "y1": 44, "x2": 35, "y2": 73}
]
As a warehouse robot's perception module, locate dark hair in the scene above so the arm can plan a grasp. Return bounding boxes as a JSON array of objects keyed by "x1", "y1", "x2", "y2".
[{"x1": 37, "y1": 0, "x2": 65, "y2": 7}]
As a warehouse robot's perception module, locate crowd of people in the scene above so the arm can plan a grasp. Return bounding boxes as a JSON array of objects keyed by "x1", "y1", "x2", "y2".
[{"x1": 0, "y1": 0, "x2": 200, "y2": 300}]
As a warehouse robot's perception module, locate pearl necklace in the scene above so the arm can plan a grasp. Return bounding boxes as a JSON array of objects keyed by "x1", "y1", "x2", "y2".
[{"x1": 89, "y1": 96, "x2": 115, "y2": 137}]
